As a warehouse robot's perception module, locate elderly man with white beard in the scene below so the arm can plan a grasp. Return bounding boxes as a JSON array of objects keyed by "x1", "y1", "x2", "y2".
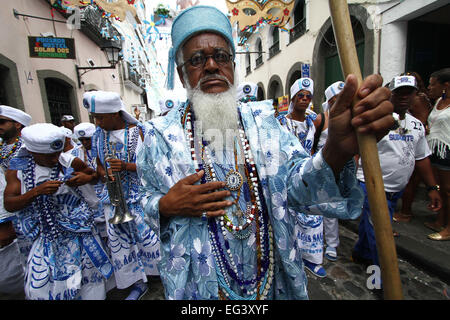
[{"x1": 137, "y1": 6, "x2": 395, "y2": 300}]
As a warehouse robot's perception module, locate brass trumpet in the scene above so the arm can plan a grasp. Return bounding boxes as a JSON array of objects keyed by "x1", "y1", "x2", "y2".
[{"x1": 105, "y1": 142, "x2": 134, "y2": 224}]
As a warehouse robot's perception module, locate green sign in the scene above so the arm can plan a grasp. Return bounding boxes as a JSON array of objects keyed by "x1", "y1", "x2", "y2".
[{"x1": 28, "y1": 36, "x2": 76, "y2": 59}]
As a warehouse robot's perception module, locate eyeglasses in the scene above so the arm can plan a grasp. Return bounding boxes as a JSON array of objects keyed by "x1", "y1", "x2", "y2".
[
  {"x1": 296, "y1": 92, "x2": 313, "y2": 100},
  {"x1": 181, "y1": 49, "x2": 233, "y2": 69},
  {"x1": 0, "y1": 119, "x2": 13, "y2": 125}
]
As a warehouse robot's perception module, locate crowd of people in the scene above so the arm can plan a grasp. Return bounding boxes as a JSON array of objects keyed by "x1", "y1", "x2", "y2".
[{"x1": 0, "y1": 5, "x2": 448, "y2": 300}]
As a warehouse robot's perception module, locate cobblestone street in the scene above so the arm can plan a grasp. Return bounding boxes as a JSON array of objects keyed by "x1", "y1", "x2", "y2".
[
  {"x1": 104, "y1": 222, "x2": 449, "y2": 301},
  {"x1": 305, "y1": 224, "x2": 449, "y2": 300}
]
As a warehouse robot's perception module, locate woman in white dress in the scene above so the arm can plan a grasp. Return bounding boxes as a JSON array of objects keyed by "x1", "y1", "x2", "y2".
[{"x1": 425, "y1": 68, "x2": 450, "y2": 241}]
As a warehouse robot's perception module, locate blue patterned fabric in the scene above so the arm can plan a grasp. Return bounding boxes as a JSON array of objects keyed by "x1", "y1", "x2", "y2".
[
  {"x1": 278, "y1": 114, "x2": 324, "y2": 264},
  {"x1": 11, "y1": 156, "x2": 113, "y2": 300},
  {"x1": 91, "y1": 124, "x2": 160, "y2": 288},
  {"x1": 137, "y1": 100, "x2": 364, "y2": 300}
]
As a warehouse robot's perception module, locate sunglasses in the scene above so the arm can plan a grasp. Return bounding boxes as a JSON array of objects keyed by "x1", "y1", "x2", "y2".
[
  {"x1": 296, "y1": 92, "x2": 313, "y2": 100},
  {"x1": 181, "y1": 49, "x2": 233, "y2": 69}
]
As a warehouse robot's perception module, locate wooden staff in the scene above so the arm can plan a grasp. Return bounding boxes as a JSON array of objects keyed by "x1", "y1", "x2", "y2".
[{"x1": 328, "y1": 0, "x2": 403, "y2": 300}]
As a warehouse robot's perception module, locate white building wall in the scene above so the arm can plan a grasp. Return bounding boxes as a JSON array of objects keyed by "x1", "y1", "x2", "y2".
[
  {"x1": 0, "y1": 0, "x2": 122, "y2": 124},
  {"x1": 379, "y1": 21, "x2": 408, "y2": 85},
  {"x1": 238, "y1": 0, "x2": 447, "y2": 106},
  {"x1": 238, "y1": 0, "x2": 377, "y2": 102},
  {"x1": 378, "y1": 0, "x2": 448, "y2": 83}
]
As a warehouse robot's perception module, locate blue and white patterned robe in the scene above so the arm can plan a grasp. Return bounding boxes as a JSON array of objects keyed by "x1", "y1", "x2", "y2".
[
  {"x1": 278, "y1": 114, "x2": 325, "y2": 264},
  {"x1": 91, "y1": 125, "x2": 160, "y2": 289},
  {"x1": 137, "y1": 100, "x2": 363, "y2": 300},
  {"x1": 11, "y1": 156, "x2": 113, "y2": 300}
]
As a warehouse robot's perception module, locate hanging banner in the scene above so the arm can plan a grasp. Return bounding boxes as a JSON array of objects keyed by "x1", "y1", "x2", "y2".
[
  {"x1": 28, "y1": 36, "x2": 76, "y2": 59},
  {"x1": 277, "y1": 94, "x2": 289, "y2": 113},
  {"x1": 301, "y1": 63, "x2": 310, "y2": 78}
]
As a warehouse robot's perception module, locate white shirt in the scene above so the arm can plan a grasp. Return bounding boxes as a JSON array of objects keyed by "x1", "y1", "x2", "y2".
[{"x1": 356, "y1": 113, "x2": 431, "y2": 192}]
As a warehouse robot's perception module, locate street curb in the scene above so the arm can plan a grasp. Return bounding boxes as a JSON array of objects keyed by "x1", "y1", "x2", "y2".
[{"x1": 341, "y1": 219, "x2": 450, "y2": 285}]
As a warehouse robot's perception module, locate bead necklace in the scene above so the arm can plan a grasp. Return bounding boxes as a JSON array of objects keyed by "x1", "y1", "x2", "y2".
[
  {"x1": 103, "y1": 124, "x2": 136, "y2": 198},
  {"x1": 0, "y1": 137, "x2": 22, "y2": 170},
  {"x1": 24, "y1": 157, "x2": 92, "y2": 241},
  {"x1": 182, "y1": 106, "x2": 274, "y2": 300},
  {"x1": 200, "y1": 132, "x2": 257, "y2": 232},
  {"x1": 24, "y1": 159, "x2": 63, "y2": 241},
  {"x1": 84, "y1": 147, "x2": 97, "y2": 170},
  {"x1": 105, "y1": 123, "x2": 129, "y2": 163},
  {"x1": 0, "y1": 136, "x2": 20, "y2": 158}
]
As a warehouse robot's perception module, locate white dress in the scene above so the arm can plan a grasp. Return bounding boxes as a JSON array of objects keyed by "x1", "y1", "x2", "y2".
[{"x1": 93, "y1": 125, "x2": 160, "y2": 289}]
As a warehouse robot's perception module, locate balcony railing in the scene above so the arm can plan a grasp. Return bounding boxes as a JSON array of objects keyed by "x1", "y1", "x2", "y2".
[
  {"x1": 289, "y1": 18, "x2": 307, "y2": 43},
  {"x1": 123, "y1": 61, "x2": 144, "y2": 89},
  {"x1": 80, "y1": 5, "x2": 122, "y2": 48},
  {"x1": 246, "y1": 65, "x2": 251, "y2": 75},
  {"x1": 269, "y1": 41, "x2": 280, "y2": 59},
  {"x1": 256, "y1": 55, "x2": 263, "y2": 67}
]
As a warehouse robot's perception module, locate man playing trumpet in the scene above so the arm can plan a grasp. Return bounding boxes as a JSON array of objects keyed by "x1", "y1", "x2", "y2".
[{"x1": 83, "y1": 91, "x2": 160, "y2": 300}]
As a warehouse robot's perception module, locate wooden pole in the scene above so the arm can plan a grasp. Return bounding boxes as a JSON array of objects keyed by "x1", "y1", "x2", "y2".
[{"x1": 328, "y1": 0, "x2": 403, "y2": 300}]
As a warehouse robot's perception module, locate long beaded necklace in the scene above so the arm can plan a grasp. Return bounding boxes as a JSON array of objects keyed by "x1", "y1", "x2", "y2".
[
  {"x1": 24, "y1": 159, "x2": 63, "y2": 241},
  {"x1": 84, "y1": 147, "x2": 97, "y2": 170},
  {"x1": 182, "y1": 106, "x2": 274, "y2": 300},
  {"x1": 0, "y1": 137, "x2": 22, "y2": 170},
  {"x1": 24, "y1": 157, "x2": 93, "y2": 243}
]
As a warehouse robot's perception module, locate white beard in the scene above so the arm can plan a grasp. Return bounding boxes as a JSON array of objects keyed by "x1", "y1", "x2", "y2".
[{"x1": 186, "y1": 73, "x2": 239, "y2": 153}]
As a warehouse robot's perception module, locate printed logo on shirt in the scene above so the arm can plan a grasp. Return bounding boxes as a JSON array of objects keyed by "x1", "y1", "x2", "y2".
[{"x1": 389, "y1": 134, "x2": 414, "y2": 142}]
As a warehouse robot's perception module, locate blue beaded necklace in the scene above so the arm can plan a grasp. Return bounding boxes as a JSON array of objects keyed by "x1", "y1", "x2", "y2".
[
  {"x1": 183, "y1": 106, "x2": 274, "y2": 300},
  {"x1": 24, "y1": 158, "x2": 62, "y2": 241}
]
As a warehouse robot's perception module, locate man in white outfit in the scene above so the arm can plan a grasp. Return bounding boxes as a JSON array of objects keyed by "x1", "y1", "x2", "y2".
[
  {"x1": 0, "y1": 105, "x2": 31, "y2": 296},
  {"x1": 317, "y1": 82, "x2": 345, "y2": 262}
]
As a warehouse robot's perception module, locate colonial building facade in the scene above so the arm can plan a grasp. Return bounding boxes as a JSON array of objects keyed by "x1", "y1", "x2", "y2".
[
  {"x1": 237, "y1": 0, "x2": 449, "y2": 111},
  {"x1": 0, "y1": 0, "x2": 161, "y2": 124}
]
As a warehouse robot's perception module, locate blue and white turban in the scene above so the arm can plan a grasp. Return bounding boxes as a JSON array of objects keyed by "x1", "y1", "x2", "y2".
[
  {"x1": 237, "y1": 82, "x2": 258, "y2": 102},
  {"x1": 288, "y1": 78, "x2": 314, "y2": 114},
  {"x1": 0, "y1": 105, "x2": 32, "y2": 127},
  {"x1": 323, "y1": 81, "x2": 345, "y2": 112},
  {"x1": 166, "y1": 5, "x2": 236, "y2": 90},
  {"x1": 159, "y1": 99, "x2": 179, "y2": 115},
  {"x1": 82, "y1": 91, "x2": 138, "y2": 125},
  {"x1": 74, "y1": 122, "x2": 96, "y2": 139},
  {"x1": 21, "y1": 123, "x2": 65, "y2": 154}
]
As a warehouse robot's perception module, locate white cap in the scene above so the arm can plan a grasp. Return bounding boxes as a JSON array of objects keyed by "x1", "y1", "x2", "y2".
[
  {"x1": 83, "y1": 91, "x2": 139, "y2": 125},
  {"x1": 59, "y1": 126, "x2": 73, "y2": 137},
  {"x1": 324, "y1": 81, "x2": 345, "y2": 112},
  {"x1": 159, "y1": 98, "x2": 179, "y2": 115},
  {"x1": 60, "y1": 115, "x2": 75, "y2": 122},
  {"x1": 389, "y1": 76, "x2": 418, "y2": 91},
  {"x1": 290, "y1": 78, "x2": 314, "y2": 99},
  {"x1": 22, "y1": 123, "x2": 65, "y2": 154},
  {"x1": 237, "y1": 82, "x2": 258, "y2": 102},
  {"x1": 74, "y1": 122, "x2": 96, "y2": 139},
  {"x1": 0, "y1": 105, "x2": 32, "y2": 127}
]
